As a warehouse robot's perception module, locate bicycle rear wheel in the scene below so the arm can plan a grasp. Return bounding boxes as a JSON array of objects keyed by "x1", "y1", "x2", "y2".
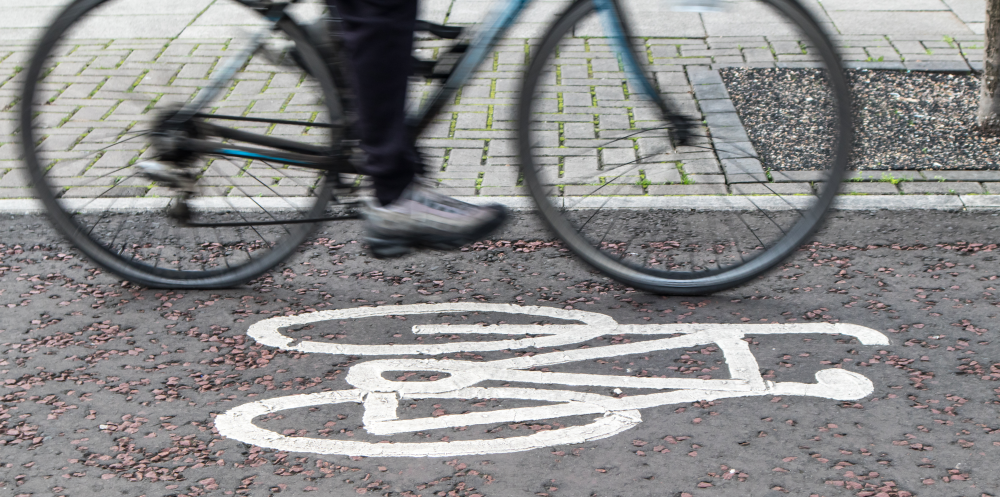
[
  {"x1": 518, "y1": 0, "x2": 851, "y2": 294},
  {"x1": 20, "y1": 0, "x2": 349, "y2": 288}
]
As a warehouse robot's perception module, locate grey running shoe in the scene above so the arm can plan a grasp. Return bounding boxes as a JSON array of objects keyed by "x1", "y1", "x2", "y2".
[{"x1": 362, "y1": 184, "x2": 508, "y2": 258}]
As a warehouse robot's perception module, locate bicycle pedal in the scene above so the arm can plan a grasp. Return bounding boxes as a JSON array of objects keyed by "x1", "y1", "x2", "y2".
[
  {"x1": 255, "y1": 39, "x2": 298, "y2": 68},
  {"x1": 136, "y1": 161, "x2": 196, "y2": 192}
]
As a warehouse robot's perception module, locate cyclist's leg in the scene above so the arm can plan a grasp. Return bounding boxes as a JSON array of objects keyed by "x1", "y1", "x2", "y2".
[{"x1": 329, "y1": 0, "x2": 423, "y2": 206}]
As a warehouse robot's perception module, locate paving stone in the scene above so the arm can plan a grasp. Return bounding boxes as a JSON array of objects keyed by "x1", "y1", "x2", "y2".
[
  {"x1": 714, "y1": 141, "x2": 757, "y2": 159},
  {"x1": 564, "y1": 184, "x2": 644, "y2": 195},
  {"x1": 770, "y1": 171, "x2": 829, "y2": 182},
  {"x1": 642, "y1": 166, "x2": 682, "y2": 184},
  {"x1": 710, "y1": 126, "x2": 751, "y2": 142},
  {"x1": 729, "y1": 183, "x2": 814, "y2": 195},
  {"x1": 686, "y1": 174, "x2": 726, "y2": 184},
  {"x1": 646, "y1": 184, "x2": 727, "y2": 195},
  {"x1": 0, "y1": 169, "x2": 29, "y2": 188},
  {"x1": 680, "y1": 159, "x2": 723, "y2": 174},
  {"x1": 903, "y1": 60, "x2": 972, "y2": 71},
  {"x1": 922, "y1": 170, "x2": 1000, "y2": 182},
  {"x1": 482, "y1": 168, "x2": 519, "y2": 186},
  {"x1": 844, "y1": 61, "x2": 907, "y2": 70},
  {"x1": 840, "y1": 182, "x2": 900, "y2": 194},
  {"x1": 983, "y1": 182, "x2": 1000, "y2": 194},
  {"x1": 899, "y1": 181, "x2": 984, "y2": 194},
  {"x1": 0, "y1": 188, "x2": 32, "y2": 198},
  {"x1": 692, "y1": 84, "x2": 729, "y2": 100},
  {"x1": 826, "y1": 11, "x2": 972, "y2": 35},
  {"x1": 705, "y1": 112, "x2": 743, "y2": 128},
  {"x1": 846, "y1": 170, "x2": 925, "y2": 181},
  {"x1": 479, "y1": 186, "x2": 529, "y2": 196},
  {"x1": 721, "y1": 158, "x2": 765, "y2": 177},
  {"x1": 601, "y1": 148, "x2": 636, "y2": 165},
  {"x1": 698, "y1": 99, "x2": 737, "y2": 114}
]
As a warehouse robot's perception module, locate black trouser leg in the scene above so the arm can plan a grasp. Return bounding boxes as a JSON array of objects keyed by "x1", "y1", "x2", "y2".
[{"x1": 329, "y1": 0, "x2": 422, "y2": 206}]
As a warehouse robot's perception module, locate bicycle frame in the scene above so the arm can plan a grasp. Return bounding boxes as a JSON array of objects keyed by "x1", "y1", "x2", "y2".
[
  {"x1": 169, "y1": 0, "x2": 655, "y2": 173},
  {"x1": 408, "y1": 0, "x2": 660, "y2": 130}
]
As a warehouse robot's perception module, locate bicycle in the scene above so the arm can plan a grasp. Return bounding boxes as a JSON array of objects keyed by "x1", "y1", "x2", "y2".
[
  {"x1": 215, "y1": 303, "x2": 888, "y2": 457},
  {"x1": 20, "y1": 0, "x2": 851, "y2": 294}
]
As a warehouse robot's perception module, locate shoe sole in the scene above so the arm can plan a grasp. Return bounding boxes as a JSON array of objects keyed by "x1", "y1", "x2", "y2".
[{"x1": 365, "y1": 207, "x2": 508, "y2": 259}]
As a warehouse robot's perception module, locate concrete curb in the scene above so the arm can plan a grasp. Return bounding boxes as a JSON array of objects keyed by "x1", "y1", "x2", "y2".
[{"x1": 2, "y1": 195, "x2": 998, "y2": 215}]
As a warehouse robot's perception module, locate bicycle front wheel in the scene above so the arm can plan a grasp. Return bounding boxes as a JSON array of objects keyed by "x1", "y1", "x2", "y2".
[
  {"x1": 518, "y1": 0, "x2": 851, "y2": 294},
  {"x1": 20, "y1": 0, "x2": 348, "y2": 288}
]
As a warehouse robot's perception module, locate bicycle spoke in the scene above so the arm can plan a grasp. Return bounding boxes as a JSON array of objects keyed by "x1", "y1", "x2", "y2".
[{"x1": 21, "y1": 2, "x2": 341, "y2": 286}]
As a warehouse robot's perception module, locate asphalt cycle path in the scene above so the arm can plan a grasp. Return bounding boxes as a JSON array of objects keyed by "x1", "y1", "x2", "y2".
[{"x1": 2, "y1": 209, "x2": 999, "y2": 497}]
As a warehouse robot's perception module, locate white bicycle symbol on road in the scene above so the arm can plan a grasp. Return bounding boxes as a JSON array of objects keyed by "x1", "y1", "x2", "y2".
[{"x1": 216, "y1": 304, "x2": 889, "y2": 458}]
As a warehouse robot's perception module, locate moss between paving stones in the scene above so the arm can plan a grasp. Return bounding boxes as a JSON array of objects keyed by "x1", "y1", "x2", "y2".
[{"x1": 721, "y1": 68, "x2": 1000, "y2": 171}]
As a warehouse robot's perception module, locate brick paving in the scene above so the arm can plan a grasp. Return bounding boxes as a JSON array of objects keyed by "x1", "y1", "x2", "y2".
[{"x1": 0, "y1": 0, "x2": 993, "y2": 201}]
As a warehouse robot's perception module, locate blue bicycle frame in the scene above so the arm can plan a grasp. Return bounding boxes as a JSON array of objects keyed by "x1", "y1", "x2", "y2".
[{"x1": 407, "y1": 0, "x2": 667, "y2": 133}]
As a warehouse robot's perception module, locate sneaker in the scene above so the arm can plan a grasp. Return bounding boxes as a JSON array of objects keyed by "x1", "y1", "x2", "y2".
[{"x1": 362, "y1": 184, "x2": 508, "y2": 258}]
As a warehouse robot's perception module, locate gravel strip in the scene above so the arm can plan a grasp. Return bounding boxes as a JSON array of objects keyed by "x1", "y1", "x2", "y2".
[{"x1": 721, "y1": 69, "x2": 1000, "y2": 171}]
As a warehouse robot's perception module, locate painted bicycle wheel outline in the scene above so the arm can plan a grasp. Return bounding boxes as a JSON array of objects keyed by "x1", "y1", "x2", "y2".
[{"x1": 217, "y1": 303, "x2": 890, "y2": 457}]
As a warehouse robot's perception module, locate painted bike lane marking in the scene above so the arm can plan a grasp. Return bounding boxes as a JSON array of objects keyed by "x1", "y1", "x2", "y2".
[{"x1": 216, "y1": 303, "x2": 889, "y2": 458}]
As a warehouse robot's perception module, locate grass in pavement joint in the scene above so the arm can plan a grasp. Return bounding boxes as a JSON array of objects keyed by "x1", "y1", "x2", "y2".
[
  {"x1": 2, "y1": 97, "x2": 18, "y2": 113},
  {"x1": 879, "y1": 172, "x2": 910, "y2": 185},
  {"x1": 88, "y1": 77, "x2": 109, "y2": 98},
  {"x1": 442, "y1": 148, "x2": 452, "y2": 171},
  {"x1": 476, "y1": 171, "x2": 484, "y2": 194},
  {"x1": 448, "y1": 112, "x2": 458, "y2": 138},
  {"x1": 638, "y1": 170, "x2": 650, "y2": 192},
  {"x1": 486, "y1": 104, "x2": 494, "y2": 129},
  {"x1": 677, "y1": 162, "x2": 693, "y2": 185},
  {"x1": 621, "y1": 80, "x2": 630, "y2": 100},
  {"x1": 481, "y1": 140, "x2": 490, "y2": 166},
  {"x1": 104, "y1": 100, "x2": 125, "y2": 120},
  {"x1": 558, "y1": 123, "x2": 565, "y2": 147},
  {"x1": 0, "y1": 65, "x2": 23, "y2": 90},
  {"x1": 46, "y1": 85, "x2": 68, "y2": 104},
  {"x1": 127, "y1": 69, "x2": 149, "y2": 93},
  {"x1": 626, "y1": 108, "x2": 636, "y2": 130},
  {"x1": 57, "y1": 107, "x2": 81, "y2": 128},
  {"x1": 260, "y1": 72, "x2": 276, "y2": 93}
]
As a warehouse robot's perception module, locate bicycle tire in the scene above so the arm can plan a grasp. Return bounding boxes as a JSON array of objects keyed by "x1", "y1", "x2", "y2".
[
  {"x1": 20, "y1": 0, "x2": 344, "y2": 289},
  {"x1": 518, "y1": 0, "x2": 852, "y2": 295}
]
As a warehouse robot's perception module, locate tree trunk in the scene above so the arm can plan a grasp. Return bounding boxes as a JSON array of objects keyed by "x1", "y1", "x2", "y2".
[{"x1": 979, "y1": 0, "x2": 1000, "y2": 130}]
